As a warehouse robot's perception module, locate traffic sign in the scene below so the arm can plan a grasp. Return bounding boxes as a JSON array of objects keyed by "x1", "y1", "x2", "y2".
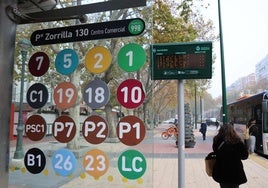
[
  {"x1": 31, "y1": 18, "x2": 145, "y2": 46},
  {"x1": 150, "y1": 42, "x2": 212, "y2": 80}
]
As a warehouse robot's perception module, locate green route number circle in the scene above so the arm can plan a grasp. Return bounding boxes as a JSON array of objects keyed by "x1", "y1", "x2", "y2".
[
  {"x1": 128, "y1": 19, "x2": 145, "y2": 35},
  {"x1": 118, "y1": 149, "x2": 146, "y2": 180},
  {"x1": 117, "y1": 43, "x2": 146, "y2": 72}
]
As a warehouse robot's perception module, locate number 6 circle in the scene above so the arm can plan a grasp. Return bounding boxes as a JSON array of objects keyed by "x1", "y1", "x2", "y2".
[{"x1": 52, "y1": 148, "x2": 76, "y2": 177}]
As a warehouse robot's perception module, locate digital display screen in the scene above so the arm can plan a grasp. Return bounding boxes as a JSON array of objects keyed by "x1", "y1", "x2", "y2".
[
  {"x1": 156, "y1": 53, "x2": 206, "y2": 69},
  {"x1": 150, "y1": 42, "x2": 212, "y2": 80}
]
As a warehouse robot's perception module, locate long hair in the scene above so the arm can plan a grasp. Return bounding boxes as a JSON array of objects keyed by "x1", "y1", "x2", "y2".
[{"x1": 214, "y1": 124, "x2": 242, "y2": 144}]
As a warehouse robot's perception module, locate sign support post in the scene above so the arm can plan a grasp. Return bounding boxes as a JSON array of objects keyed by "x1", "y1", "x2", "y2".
[
  {"x1": 0, "y1": 1, "x2": 17, "y2": 188},
  {"x1": 178, "y1": 80, "x2": 185, "y2": 188},
  {"x1": 150, "y1": 41, "x2": 212, "y2": 188}
]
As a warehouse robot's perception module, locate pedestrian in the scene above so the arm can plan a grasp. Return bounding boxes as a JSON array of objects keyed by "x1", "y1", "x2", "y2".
[
  {"x1": 199, "y1": 121, "x2": 207, "y2": 140},
  {"x1": 247, "y1": 119, "x2": 258, "y2": 154},
  {"x1": 212, "y1": 124, "x2": 248, "y2": 188},
  {"x1": 215, "y1": 120, "x2": 220, "y2": 129}
]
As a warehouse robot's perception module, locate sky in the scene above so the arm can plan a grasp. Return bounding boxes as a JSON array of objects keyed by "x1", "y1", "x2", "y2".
[{"x1": 202, "y1": 0, "x2": 268, "y2": 98}]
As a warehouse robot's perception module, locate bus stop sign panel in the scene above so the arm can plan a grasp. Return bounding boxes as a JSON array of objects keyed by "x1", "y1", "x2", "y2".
[{"x1": 150, "y1": 42, "x2": 212, "y2": 80}]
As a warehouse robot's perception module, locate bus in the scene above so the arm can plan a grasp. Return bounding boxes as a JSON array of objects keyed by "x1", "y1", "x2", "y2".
[{"x1": 226, "y1": 91, "x2": 268, "y2": 157}]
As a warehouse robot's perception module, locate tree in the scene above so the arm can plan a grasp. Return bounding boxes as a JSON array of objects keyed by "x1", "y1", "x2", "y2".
[{"x1": 150, "y1": 0, "x2": 217, "y2": 123}]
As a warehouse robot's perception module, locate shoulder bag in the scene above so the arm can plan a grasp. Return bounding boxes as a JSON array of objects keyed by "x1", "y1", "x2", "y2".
[
  {"x1": 205, "y1": 141, "x2": 224, "y2": 176},
  {"x1": 244, "y1": 124, "x2": 254, "y2": 139}
]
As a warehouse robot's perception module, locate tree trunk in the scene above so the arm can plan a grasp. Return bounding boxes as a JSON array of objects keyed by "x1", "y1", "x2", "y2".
[
  {"x1": 105, "y1": 103, "x2": 117, "y2": 139},
  {"x1": 67, "y1": 68, "x2": 81, "y2": 150}
]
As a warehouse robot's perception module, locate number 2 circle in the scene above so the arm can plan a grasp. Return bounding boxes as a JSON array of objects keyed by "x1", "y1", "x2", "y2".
[{"x1": 85, "y1": 46, "x2": 111, "y2": 74}]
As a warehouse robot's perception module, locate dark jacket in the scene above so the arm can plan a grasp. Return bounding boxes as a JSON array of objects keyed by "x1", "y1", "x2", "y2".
[
  {"x1": 249, "y1": 124, "x2": 258, "y2": 137},
  {"x1": 212, "y1": 139, "x2": 248, "y2": 185},
  {"x1": 200, "y1": 123, "x2": 207, "y2": 134}
]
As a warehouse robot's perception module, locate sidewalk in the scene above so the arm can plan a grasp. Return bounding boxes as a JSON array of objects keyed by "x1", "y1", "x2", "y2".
[{"x1": 8, "y1": 125, "x2": 268, "y2": 188}]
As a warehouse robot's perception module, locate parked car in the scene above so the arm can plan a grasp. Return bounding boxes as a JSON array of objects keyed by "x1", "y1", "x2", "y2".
[
  {"x1": 205, "y1": 118, "x2": 217, "y2": 126},
  {"x1": 163, "y1": 118, "x2": 176, "y2": 124}
]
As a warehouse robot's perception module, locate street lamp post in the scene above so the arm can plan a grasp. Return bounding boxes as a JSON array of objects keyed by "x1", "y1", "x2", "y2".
[
  {"x1": 218, "y1": 0, "x2": 228, "y2": 124},
  {"x1": 13, "y1": 38, "x2": 32, "y2": 159}
]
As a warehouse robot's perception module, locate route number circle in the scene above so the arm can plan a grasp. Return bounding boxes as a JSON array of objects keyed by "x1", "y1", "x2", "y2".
[
  {"x1": 117, "y1": 79, "x2": 145, "y2": 109},
  {"x1": 117, "y1": 115, "x2": 146, "y2": 146},
  {"x1": 24, "y1": 148, "x2": 46, "y2": 174},
  {"x1": 53, "y1": 82, "x2": 77, "y2": 109},
  {"x1": 117, "y1": 43, "x2": 146, "y2": 72},
  {"x1": 52, "y1": 116, "x2": 76, "y2": 143},
  {"x1": 82, "y1": 115, "x2": 108, "y2": 144},
  {"x1": 52, "y1": 148, "x2": 76, "y2": 177},
  {"x1": 25, "y1": 115, "x2": 47, "y2": 141},
  {"x1": 83, "y1": 79, "x2": 110, "y2": 109},
  {"x1": 83, "y1": 149, "x2": 109, "y2": 179},
  {"x1": 26, "y1": 83, "x2": 48, "y2": 109},
  {"x1": 55, "y1": 49, "x2": 79, "y2": 75},
  {"x1": 85, "y1": 46, "x2": 111, "y2": 74},
  {"x1": 118, "y1": 149, "x2": 146, "y2": 180},
  {"x1": 28, "y1": 52, "x2": 50, "y2": 77},
  {"x1": 128, "y1": 19, "x2": 145, "y2": 35}
]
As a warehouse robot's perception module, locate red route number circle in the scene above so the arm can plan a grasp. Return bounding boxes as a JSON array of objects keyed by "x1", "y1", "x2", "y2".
[
  {"x1": 117, "y1": 79, "x2": 145, "y2": 109},
  {"x1": 28, "y1": 52, "x2": 50, "y2": 77},
  {"x1": 25, "y1": 115, "x2": 47, "y2": 141}
]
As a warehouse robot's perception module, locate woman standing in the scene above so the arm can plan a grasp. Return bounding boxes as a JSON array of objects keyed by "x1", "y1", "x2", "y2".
[
  {"x1": 212, "y1": 124, "x2": 248, "y2": 188},
  {"x1": 247, "y1": 119, "x2": 258, "y2": 154}
]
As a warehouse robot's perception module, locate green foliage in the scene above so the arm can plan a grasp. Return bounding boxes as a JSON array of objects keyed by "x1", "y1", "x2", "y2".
[
  {"x1": 151, "y1": 0, "x2": 217, "y2": 115},
  {"x1": 153, "y1": 0, "x2": 197, "y2": 43}
]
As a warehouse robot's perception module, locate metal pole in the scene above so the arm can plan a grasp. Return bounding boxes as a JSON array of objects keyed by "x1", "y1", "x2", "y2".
[
  {"x1": 178, "y1": 80, "x2": 185, "y2": 188},
  {"x1": 0, "y1": 1, "x2": 17, "y2": 187},
  {"x1": 13, "y1": 49, "x2": 27, "y2": 159},
  {"x1": 194, "y1": 83, "x2": 197, "y2": 129},
  {"x1": 218, "y1": 0, "x2": 228, "y2": 123},
  {"x1": 200, "y1": 95, "x2": 202, "y2": 122}
]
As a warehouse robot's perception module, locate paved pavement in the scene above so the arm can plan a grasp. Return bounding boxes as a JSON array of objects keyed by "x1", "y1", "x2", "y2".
[{"x1": 8, "y1": 124, "x2": 268, "y2": 188}]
